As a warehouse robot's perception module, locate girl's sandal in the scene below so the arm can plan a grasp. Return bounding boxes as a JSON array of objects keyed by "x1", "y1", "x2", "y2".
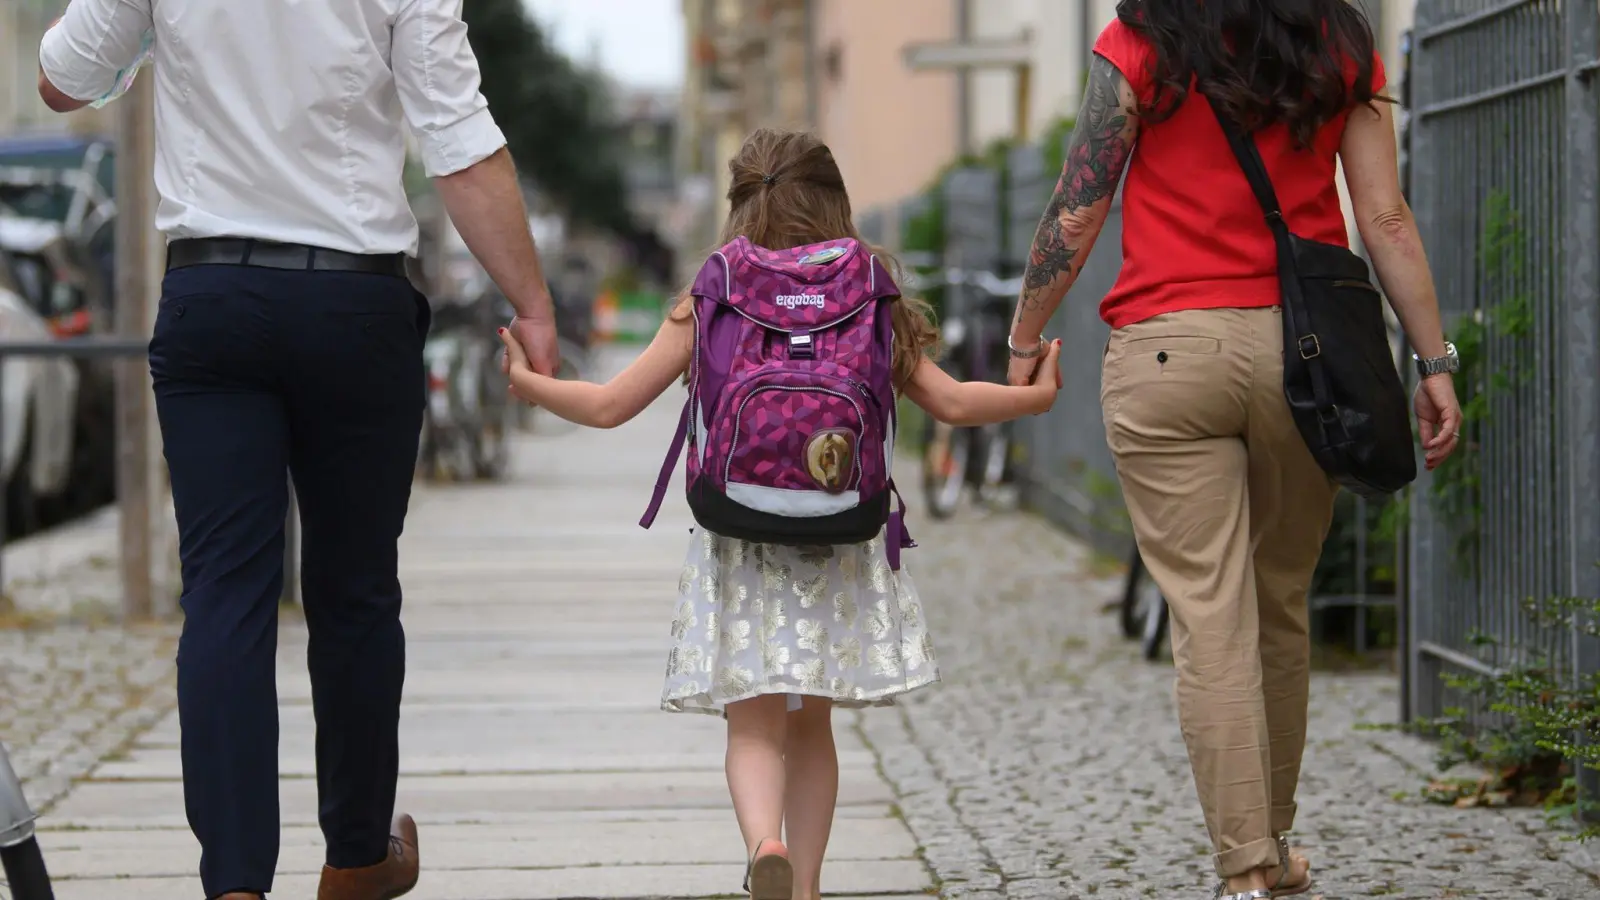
[
  {"x1": 1269, "y1": 834, "x2": 1313, "y2": 897},
  {"x1": 743, "y1": 838, "x2": 794, "y2": 900},
  {"x1": 1210, "y1": 889, "x2": 1272, "y2": 900}
]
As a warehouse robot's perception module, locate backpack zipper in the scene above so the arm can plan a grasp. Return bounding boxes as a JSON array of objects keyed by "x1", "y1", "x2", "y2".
[
  {"x1": 1329, "y1": 278, "x2": 1379, "y2": 293},
  {"x1": 844, "y1": 376, "x2": 879, "y2": 407}
]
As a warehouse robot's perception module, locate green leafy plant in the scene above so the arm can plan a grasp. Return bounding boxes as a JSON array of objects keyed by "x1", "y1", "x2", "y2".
[
  {"x1": 1041, "y1": 115, "x2": 1077, "y2": 177},
  {"x1": 1403, "y1": 585, "x2": 1600, "y2": 838},
  {"x1": 463, "y1": 0, "x2": 634, "y2": 233}
]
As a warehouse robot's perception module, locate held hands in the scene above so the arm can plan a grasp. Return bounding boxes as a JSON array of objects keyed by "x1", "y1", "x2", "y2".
[
  {"x1": 497, "y1": 326, "x2": 540, "y2": 406},
  {"x1": 1415, "y1": 373, "x2": 1462, "y2": 471},
  {"x1": 1027, "y1": 339, "x2": 1064, "y2": 414},
  {"x1": 1007, "y1": 337, "x2": 1050, "y2": 388},
  {"x1": 504, "y1": 315, "x2": 561, "y2": 379}
]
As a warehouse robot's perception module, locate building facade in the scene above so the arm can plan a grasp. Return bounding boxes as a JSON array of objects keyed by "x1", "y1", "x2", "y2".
[
  {"x1": 673, "y1": 0, "x2": 812, "y2": 272},
  {"x1": 671, "y1": 0, "x2": 1410, "y2": 272}
]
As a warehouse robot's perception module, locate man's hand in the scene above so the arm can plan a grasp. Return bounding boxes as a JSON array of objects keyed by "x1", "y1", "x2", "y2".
[{"x1": 505, "y1": 314, "x2": 560, "y2": 379}]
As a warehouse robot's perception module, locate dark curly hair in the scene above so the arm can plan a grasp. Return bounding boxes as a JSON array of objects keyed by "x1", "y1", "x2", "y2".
[{"x1": 1116, "y1": 0, "x2": 1387, "y2": 147}]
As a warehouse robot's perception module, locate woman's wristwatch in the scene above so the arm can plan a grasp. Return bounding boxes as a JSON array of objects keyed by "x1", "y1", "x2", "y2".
[
  {"x1": 1413, "y1": 341, "x2": 1460, "y2": 378},
  {"x1": 1008, "y1": 335, "x2": 1047, "y2": 359}
]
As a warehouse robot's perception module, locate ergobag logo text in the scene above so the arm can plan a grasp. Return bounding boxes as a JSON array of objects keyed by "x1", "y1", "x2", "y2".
[
  {"x1": 775, "y1": 293, "x2": 825, "y2": 309},
  {"x1": 639, "y1": 237, "x2": 917, "y2": 569}
]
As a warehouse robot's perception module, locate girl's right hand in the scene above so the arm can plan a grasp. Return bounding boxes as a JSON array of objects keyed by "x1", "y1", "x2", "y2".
[{"x1": 1030, "y1": 339, "x2": 1063, "y2": 413}]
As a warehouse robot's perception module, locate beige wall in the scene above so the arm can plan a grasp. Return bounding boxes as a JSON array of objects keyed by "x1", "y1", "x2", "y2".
[
  {"x1": 967, "y1": 0, "x2": 1120, "y2": 149},
  {"x1": 811, "y1": 0, "x2": 960, "y2": 217}
]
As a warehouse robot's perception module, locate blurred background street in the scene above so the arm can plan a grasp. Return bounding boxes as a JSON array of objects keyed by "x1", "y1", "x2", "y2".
[{"x1": 2, "y1": 0, "x2": 1599, "y2": 898}]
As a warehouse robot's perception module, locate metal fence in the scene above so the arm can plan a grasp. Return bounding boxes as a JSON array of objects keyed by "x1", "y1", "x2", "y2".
[{"x1": 1403, "y1": 0, "x2": 1600, "y2": 739}]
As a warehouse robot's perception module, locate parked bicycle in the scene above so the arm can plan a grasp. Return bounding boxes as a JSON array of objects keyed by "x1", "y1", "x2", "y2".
[
  {"x1": 417, "y1": 293, "x2": 518, "y2": 482},
  {"x1": 0, "y1": 741, "x2": 54, "y2": 900},
  {"x1": 1119, "y1": 543, "x2": 1170, "y2": 662},
  {"x1": 914, "y1": 267, "x2": 1024, "y2": 518}
]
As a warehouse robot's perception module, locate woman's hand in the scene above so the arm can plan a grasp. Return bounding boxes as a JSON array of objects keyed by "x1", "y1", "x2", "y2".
[
  {"x1": 1007, "y1": 336, "x2": 1046, "y2": 387},
  {"x1": 1415, "y1": 373, "x2": 1462, "y2": 471}
]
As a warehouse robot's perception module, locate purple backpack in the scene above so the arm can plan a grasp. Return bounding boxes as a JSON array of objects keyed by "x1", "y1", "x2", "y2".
[{"x1": 640, "y1": 236, "x2": 916, "y2": 568}]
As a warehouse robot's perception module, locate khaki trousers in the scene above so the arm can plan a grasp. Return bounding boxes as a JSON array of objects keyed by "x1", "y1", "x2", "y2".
[{"x1": 1100, "y1": 306, "x2": 1338, "y2": 878}]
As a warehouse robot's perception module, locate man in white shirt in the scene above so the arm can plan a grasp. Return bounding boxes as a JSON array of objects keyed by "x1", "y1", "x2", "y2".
[{"x1": 38, "y1": 3, "x2": 560, "y2": 898}]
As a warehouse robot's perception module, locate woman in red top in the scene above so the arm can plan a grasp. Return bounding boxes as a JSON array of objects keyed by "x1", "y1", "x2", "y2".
[{"x1": 1007, "y1": 2, "x2": 1461, "y2": 898}]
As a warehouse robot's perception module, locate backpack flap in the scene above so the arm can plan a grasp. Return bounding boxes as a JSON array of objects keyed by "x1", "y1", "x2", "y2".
[{"x1": 715, "y1": 237, "x2": 885, "y2": 360}]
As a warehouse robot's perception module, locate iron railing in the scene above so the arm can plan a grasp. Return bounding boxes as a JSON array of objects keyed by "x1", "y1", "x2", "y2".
[
  {"x1": 1403, "y1": 0, "x2": 1600, "y2": 765},
  {"x1": 0, "y1": 336, "x2": 302, "y2": 610}
]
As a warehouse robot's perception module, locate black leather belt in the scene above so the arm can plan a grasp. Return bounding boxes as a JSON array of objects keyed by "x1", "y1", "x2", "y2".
[{"x1": 165, "y1": 238, "x2": 407, "y2": 278}]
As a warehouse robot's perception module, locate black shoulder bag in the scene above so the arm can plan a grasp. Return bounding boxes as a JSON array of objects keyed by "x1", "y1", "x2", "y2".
[{"x1": 1208, "y1": 104, "x2": 1417, "y2": 498}]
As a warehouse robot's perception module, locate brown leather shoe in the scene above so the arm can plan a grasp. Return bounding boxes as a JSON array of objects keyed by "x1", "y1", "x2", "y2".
[{"x1": 316, "y1": 813, "x2": 420, "y2": 900}]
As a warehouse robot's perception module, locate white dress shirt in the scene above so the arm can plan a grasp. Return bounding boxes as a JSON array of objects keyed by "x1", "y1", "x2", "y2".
[{"x1": 38, "y1": 0, "x2": 507, "y2": 256}]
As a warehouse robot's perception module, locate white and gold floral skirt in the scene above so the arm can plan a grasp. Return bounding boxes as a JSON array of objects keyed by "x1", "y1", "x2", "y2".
[{"x1": 661, "y1": 530, "x2": 941, "y2": 716}]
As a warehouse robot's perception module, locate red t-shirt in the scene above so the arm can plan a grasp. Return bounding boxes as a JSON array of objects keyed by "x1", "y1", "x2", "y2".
[{"x1": 1092, "y1": 19, "x2": 1386, "y2": 328}]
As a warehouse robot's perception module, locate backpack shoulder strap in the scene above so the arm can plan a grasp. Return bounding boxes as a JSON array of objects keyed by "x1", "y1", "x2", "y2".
[
  {"x1": 639, "y1": 394, "x2": 691, "y2": 529},
  {"x1": 641, "y1": 254, "x2": 727, "y2": 531}
]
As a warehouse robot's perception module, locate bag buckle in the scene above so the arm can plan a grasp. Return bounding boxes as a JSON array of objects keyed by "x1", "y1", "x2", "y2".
[
  {"x1": 789, "y1": 330, "x2": 814, "y2": 359},
  {"x1": 1297, "y1": 334, "x2": 1321, "y2": 359}
]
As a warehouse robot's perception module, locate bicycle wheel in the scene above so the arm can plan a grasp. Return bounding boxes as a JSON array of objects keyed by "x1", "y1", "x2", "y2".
[
  {"x1": 921, "y1": 418, "x2": 970, "y2": 519},
  {"x1": 1141, "y1": 592, "x2": 1170, "y2": 662},
  {"x1": 471, "y1": 365, "x2": 515, "y2": 481},
  {"x1": 1119, "y1": 550, "x2": 1147, "y2": 639},
  {"x1": 0, "y1": 835, "x2": 55, "y2": 900},
  {"x1": 973, "y1": 422, "x2": 1015, "y2": 508}
]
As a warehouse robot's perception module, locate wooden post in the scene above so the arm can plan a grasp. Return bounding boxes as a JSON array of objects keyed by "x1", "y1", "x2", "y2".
[{"x1": 114, "y1": 76, "x2": 155, "y2": 621}]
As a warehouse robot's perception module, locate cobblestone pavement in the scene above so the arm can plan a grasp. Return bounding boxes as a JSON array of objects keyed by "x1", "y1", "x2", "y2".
[
  {"x1": 854, "y1": 506, "x2": 1600, "y2": 900},
  {"x1": 0, "y1": 548, "x2": 179, "y2": 817}
]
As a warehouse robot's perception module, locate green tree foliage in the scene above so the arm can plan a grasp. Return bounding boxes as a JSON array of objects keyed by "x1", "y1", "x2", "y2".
[{"x1": 462, "y1": 0, "x2": 633, "y2": 233}]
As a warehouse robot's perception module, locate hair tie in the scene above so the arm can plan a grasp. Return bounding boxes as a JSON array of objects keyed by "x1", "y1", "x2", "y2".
[{"x1": 761, "y1": 174, "x2": 777, "y2": 185}]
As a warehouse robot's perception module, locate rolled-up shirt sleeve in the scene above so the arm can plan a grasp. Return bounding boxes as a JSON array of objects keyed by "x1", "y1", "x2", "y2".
[
  {"x1": 38, "y1": 0, "x2": 152, "y2": 103},
  {"x1": 393, "y1": 0, "x2": 508, "y2": 177}
]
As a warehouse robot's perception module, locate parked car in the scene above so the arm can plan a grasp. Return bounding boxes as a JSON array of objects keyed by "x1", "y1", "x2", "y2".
[
  {"x1": 0, "y1": 261, "x2": 80, "y2": 537},
  {"x1": 0, "y1": 154, "x2": 121, "y2": 525}
]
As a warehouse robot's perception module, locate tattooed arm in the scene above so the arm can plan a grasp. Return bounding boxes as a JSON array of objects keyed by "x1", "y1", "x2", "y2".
[{"x1": 1007, "y1": 54, "x2": 1141, "y2": 385}]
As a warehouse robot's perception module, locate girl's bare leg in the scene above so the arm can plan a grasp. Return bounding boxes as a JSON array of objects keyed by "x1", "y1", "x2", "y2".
[
  {"x1": 725, "y1": 695, "x2": 790, "y2": 858},
  {"x1": 783, "y1": 698, "x2": 837, "y2": 900}
]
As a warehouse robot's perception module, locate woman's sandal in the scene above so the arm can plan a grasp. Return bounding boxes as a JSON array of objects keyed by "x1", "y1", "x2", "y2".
[
  {"x1": 743, "y1": 838, "x2": 794, "y2": 900},
  {"x1": 1269, "y1": 834, "x2": 1313, "y2": 897},
  {"x1": 1210, "y1": 835, "x2": 1312, "y2": 900}
]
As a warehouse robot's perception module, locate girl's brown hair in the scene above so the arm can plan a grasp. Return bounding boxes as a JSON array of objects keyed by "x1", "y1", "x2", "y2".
[{"x1": 671, "y1": 128, "x2": 938, "y2": 390}]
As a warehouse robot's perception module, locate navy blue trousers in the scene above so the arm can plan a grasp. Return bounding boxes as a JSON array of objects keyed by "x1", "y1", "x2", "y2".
[{"x1": 149, "y1": 264, "x2": 428, "y2": 898}]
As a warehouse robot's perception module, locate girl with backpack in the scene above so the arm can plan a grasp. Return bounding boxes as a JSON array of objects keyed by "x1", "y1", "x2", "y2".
[{"x1": 496, "y1": 127, "x2": 1062, "y2": 900}]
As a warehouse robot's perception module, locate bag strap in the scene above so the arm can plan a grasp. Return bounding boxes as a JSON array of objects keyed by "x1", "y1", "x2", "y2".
[
  {"x1": 1205, "y1": 100, "x2": 1337, "y2": 416},
  {"x1": 639, "y1": 393, "x2": 691, "y2": 529},
  {"x1": 886, "y1": 479, "x2": 916, "y2": 571}
]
